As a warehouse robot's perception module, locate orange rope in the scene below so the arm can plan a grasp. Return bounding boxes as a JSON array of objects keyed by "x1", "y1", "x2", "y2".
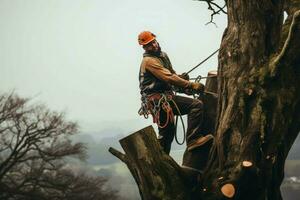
[
  {"x1": 147, "y1": 93, "x2": 174, "y2": 128},
  {"x1": 157, "y1": 101, "x2": 174, "y2": 128}
]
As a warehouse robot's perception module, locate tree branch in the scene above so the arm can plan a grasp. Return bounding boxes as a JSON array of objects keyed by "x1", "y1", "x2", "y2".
[
  {"x1": 108, "y1": 147, "x2": 127, "y2": 163},
  {"x1": 194, "y1": 0, "x2": 227, "y2": 24},
  {"x1": 271, "y1": 10, "x2": 300, "y2": 76}
]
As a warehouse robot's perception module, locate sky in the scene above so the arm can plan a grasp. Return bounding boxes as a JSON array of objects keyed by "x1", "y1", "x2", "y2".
[{"x1": 0, "y1": 0, "x2": 227, "y2": 136}]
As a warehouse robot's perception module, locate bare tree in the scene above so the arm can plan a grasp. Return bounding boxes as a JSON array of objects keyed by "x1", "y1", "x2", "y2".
[
  {"x1": 110, "y1": 0, "x2": 300, "y2": 199},
  {"x1": 0, "y1": 93, "x2": 119, "y2": 200}
]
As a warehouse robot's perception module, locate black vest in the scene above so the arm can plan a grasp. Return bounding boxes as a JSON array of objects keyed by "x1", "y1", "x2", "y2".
[{"x1": 139, "y1": 51, "x2": 174, "y2": 96}]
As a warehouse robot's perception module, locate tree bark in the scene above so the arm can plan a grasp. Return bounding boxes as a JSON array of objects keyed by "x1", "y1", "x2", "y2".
[{"x1": 201, "y1": 1, "x2": 300, "y2": 200}]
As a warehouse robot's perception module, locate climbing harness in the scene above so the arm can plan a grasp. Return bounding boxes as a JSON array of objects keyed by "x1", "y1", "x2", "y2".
[
  {"x1": 139, "y1": 93, "x2": 174, "y2": 129},
  {"x1": 149, "y1": 93, "x2": 174, "y2": 129},
  {"x1": 139, "y1": 93, "x2": 187, "y2": 145}
]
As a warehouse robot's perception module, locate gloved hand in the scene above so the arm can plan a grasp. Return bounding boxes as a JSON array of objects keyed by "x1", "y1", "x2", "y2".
[
  {"x1": 178, "y1": 72, "x2": 190, "y2": 81},
  {"x1": 190, "y1": 82, "x2": 205, "y2": 93}
]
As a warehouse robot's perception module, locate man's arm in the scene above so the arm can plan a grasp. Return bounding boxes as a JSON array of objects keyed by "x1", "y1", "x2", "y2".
[{"x1": 144, "y1": 57, "x2": 190, "y2": 88}]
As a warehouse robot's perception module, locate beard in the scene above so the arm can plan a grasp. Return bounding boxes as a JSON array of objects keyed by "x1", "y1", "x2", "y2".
[{"x1": 147, "y1": 44, "x2": 162, "y2": 56}]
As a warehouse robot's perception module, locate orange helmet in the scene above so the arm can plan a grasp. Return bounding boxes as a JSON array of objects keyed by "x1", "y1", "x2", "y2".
[{"x1": 138, "y1": 31, "x2": 156, "y2": 45}]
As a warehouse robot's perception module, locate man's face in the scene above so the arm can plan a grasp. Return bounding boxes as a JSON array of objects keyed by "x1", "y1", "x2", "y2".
[{"x1": 143, "y1": 40, "x2": 161, "y2": 53}]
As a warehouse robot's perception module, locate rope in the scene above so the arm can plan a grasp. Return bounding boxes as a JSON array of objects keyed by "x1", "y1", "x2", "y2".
[
  {"x1": 157, "y1": 99, "x2": 174, "y2": 129},
  {"x1": 148, "y1": 94, "x2": 174, "y2": 129},
  {"x1": 186, "y1": 49, "x2": 219, "y2": 75},
  {"x1": 189, "y1": 75, "x2": 216, "y2": 80},
  {"x1": 171, "y1": 98, "x2": 186, "y2": 145}
]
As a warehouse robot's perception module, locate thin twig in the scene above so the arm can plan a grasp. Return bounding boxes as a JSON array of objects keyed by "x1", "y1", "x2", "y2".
[{"x1": 194, "y1": 0, "x2": 227, "y2": 24}]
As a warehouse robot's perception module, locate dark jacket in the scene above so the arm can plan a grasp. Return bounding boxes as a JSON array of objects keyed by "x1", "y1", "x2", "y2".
[{"x1": 139, "y1": 51, "x2": 190, "y2": 97}]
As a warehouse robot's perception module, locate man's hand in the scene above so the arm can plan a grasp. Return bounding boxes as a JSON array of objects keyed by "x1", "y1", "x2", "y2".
[
  {"x1": 190, "y1": 82, "x2": 205, "y2": 93},
  {"x1": 178, "y1": 72, "x2": 190, "y2": 81}
]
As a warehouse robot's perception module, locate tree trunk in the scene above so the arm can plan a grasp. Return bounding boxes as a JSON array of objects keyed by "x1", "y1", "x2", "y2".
[{"x1": 202, "y1": 1, "x2": 300, "y2": 200}]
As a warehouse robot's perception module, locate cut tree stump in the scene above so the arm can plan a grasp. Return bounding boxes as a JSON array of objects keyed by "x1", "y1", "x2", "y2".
[
  {"x1": 109, "y1": 126, "x2": 201, "y2": 200},
  {"x1": 205, "y1": 70, "x2": 218, "y2": 94},
  {"x1": 182, "y1": 70, "x2": 218, "y2": 171}
]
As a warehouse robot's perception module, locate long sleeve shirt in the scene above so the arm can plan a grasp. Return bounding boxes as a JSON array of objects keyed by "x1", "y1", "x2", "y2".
[{"x1": 139, "y1": 51, "x2": 190, "y2": 95}]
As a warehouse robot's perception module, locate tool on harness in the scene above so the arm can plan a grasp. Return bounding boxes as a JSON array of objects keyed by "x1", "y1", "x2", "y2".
[
  {"x1": 139, "y1": 93, "x2": 174, "y2": 128},
  {"x1": 151, "y1": 93, "x2": 174, "y2": 129}
]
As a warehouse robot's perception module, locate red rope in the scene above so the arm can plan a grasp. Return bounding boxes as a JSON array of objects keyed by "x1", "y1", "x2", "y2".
[{"x1": 147, "y1": 93, "x2": 174, "y2": 128}]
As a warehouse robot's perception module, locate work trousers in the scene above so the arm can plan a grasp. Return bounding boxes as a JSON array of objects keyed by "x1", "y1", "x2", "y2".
[{"x1": 157, "y1": 95, "x2": 204, "y2": 154}]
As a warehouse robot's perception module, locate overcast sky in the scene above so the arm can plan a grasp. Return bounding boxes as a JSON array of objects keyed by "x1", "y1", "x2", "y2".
[{"x1": 0, "y1": 0, "x2": 227, "y2": 136}]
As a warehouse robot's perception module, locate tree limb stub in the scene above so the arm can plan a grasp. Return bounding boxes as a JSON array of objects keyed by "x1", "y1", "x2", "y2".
[
  {"x1": 108, "y1": 147, "x2": 127, "y2": 163},
  {"x1": 242, "y1": 161, "x2": 253, "y2": 168},
  {"x1": 221, "y1": 183, "x2": 235, "y2": 198}
]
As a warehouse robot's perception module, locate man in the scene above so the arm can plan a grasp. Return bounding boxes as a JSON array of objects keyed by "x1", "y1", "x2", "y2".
[{"x1": 138, "y1": 31, "x2": 213, "y2": 154}]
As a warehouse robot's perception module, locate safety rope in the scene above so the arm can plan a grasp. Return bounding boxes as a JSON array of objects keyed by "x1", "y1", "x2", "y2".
[
  {"x1": 155, "y1": 94, "x2": 174, "y2": 129},
  {"x1": 171, "y1": 97, "x2": 186, "y2": 145},
  {"x1": 186, "y1": 49, "x2": 219, "y2": 75}
]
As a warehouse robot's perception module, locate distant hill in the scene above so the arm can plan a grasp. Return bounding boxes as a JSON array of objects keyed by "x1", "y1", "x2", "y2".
[
  {"x1": 71, "y1": 129, "x2": 299, "y2": 166},
  {"x1": 71, "y1": 133, "x2": 123, "y2": 165}
]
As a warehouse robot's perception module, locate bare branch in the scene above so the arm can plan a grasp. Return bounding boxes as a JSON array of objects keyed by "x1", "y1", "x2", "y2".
[
  {"x1": 271, "y1": 10, "x2": 300, "y2": 76},
  {"x1": 0, "y1": 93, "x2": 94, "y2": 199},
  {"x1": 195, "y1": 0, "x2": 227, "y2": 24},
  {"x1": 108, "y1": 147, "x2": 127, "y2": 163}
]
